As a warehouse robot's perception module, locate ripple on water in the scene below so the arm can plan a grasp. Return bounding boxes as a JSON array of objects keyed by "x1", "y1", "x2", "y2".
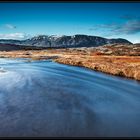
[{"x1": 0, "y1": 58, "x2": 140, "y2": 137}]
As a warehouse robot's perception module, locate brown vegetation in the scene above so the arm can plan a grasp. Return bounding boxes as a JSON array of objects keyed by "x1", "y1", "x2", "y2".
[{"x1": 0, "y1": 44, "x2": 140, "y2": 81}]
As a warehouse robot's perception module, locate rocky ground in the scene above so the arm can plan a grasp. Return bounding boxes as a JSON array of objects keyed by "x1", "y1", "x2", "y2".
[{"x1": 0, "y1": 43, "x2": 140, "y2": 81}]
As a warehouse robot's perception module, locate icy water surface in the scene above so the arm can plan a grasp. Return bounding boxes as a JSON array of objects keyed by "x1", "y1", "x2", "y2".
[{"x1": 0, "y1": 58, "x2": 140, "y2": 137}]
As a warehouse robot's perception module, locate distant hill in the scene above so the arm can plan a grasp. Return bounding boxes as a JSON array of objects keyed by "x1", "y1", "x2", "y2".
[
  {"x1": 134, "y1": 43, "x2": 140, "y2": 46},
  {"x1": 0, "y1": 34, "x2": 132, "y2": 50}
]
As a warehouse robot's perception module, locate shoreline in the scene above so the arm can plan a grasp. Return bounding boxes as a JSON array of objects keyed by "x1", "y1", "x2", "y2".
[
  {"x1": 0, "y1": 45, "x2": 140, "y2": 81},
  {"x1": 54, "y1": 58, "x2": 140, "y2": 82},
  {"x1": 54, "y1": 56, "x2": 140, "y2": 81}
]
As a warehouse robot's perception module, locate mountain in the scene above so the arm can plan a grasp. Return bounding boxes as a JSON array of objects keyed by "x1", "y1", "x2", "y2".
[
  {"x1": 0, "y1": 34, "x2": 132, "y2": 48},
  {"x1": 0, "y1": 39, "x2": 22, "y2": 45}
]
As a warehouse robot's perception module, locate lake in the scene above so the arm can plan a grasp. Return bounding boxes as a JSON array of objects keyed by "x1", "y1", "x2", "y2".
[{"x1": 0, "y1": 58, "x2": 140, "y2": 137}]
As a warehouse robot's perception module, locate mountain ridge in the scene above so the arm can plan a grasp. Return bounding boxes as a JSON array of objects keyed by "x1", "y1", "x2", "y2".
[{"x1": 0, "y1": 34, "x2": 132, "y2": 48}]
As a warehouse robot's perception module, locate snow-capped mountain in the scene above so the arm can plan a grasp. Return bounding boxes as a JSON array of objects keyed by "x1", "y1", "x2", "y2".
[{"x1": 0, "y1": 34, "x2": 132, "y2": 48}]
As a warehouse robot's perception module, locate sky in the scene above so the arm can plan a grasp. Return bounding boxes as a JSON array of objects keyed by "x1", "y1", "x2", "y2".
[{"x1": 0, "y1": 2, "x2": 140, "y2": 43}]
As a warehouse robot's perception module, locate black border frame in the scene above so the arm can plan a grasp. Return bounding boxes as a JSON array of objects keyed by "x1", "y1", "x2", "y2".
[{"x1": 0, "y1": 0, "x2": 140, "y2": 139}]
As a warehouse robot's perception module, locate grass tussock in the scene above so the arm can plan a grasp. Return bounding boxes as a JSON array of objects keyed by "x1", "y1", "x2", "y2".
[{"x1": 0, "y1": 43, "x2": 140, "y2": 81}]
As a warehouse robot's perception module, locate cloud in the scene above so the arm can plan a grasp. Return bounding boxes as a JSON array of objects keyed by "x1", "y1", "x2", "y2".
[
  {"x1": 115, "y1": 20, "x2": 140, "y2": 34},
  {"x1": 89, "y1": 19, "x2": 140, "y2": 36},
  {"x1": 133, "y1": 39, "x2": 140, "y2": 44},
  {"x1": 5, "y1": 24, "x2": 16, "y2": 29},
  {"x1": 0, "y1": 33, "x2": 30, "y2": 40}
]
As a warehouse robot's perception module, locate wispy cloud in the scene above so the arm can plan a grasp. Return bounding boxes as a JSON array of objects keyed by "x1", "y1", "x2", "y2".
[
  {"x1": 115, "y1": 20, "x2": 140, "y2": 34},
  {"x1": 89, "y1": 16, "x2": 140, "y2": 36},
  {"x1": 0, "y1": 33, "x2": 30, "y2": 40},
  {"x1": 5, "y1": 24, "x2": 16, "y2": 29}
]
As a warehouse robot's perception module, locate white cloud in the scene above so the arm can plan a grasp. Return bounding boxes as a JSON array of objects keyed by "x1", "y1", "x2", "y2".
[
  {"x1": 5, "y1": 24, "x2": 16, "y2": 29},
  {"x1": 133, "y1": 39, "x2": 140, "y2": 44},
  {"x1": 0, "y1": 33, "x2": 30, "y2": 40},
  {"x1": 90, "y1": 19, "x2": 140, "y2": 36}
]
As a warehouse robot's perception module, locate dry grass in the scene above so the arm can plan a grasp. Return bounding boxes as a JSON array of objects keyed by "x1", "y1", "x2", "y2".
[
  {"x1": 0, "y1": 44, "x2": 140, "y2": 81},
  {"x1": 55, "y1": 55, "x2": 140, "y2": 79}
]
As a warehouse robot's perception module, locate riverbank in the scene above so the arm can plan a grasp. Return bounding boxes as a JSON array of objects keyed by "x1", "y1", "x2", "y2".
[
  {"x1": 0, "y1": 57, "x2": 140, "y2": 137},
  {"x1": 0, "y1": 44, "x2": 140, "y2": 81}
]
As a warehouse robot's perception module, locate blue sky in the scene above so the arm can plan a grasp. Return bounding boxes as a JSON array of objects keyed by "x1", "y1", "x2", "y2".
[{"x1": 0, "y1": 2, "x2": 140, "y2": 43}]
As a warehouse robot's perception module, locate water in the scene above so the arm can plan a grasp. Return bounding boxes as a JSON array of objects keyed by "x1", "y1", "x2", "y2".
[{"x1": 0, "y1": 58, "x2": 140, "y2": 137}]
